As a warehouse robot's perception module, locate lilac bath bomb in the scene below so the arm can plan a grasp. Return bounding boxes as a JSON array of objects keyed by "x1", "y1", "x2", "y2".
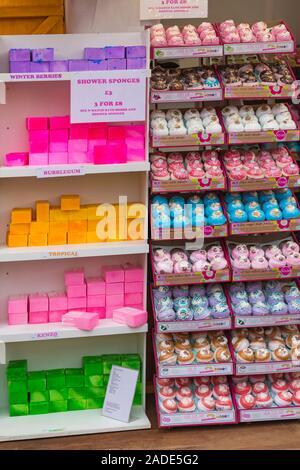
[
  {"x1": 233, "y1": 301, "x2": 252, "y2": 316},
  {"x1": 267, "y1": 292, "x2": 285, "y2": 306},
  {"x1": 189, "y1": 285, "x2": 206, "y2": 297},
  {"x1": 285, "y1": 286, "x2": 300, "y2": 303},
  {"x1": 172, "y1": 285, "x2": 190, "y2": 298},
  {"x1": 288, "y1": 299, "x2": 300, "y2": 314},
  {"x1": 248, "y1": 290, "x2": 266, "y2": 305},
  {"x1": 211, "y1": 304, "x2": 230, "y2": 319},
  {"x1": 270, "y1": 302, "x2": 288, "y2": 315},
  {"x1": 153, "y1": 286, "x2": 172, "y2": 300},
  {"x1": 245, "y1": 281, "x2": 263, "y2": 293},
  {"x1": 157, "y1": 309, "x2": 176, "y2": 321},
  {"x1": 193, "y1": 306, "x2": 211, "y2": 320},
  {"x1": 252, "y1": 302, "x2": 270, "y2": 316}
]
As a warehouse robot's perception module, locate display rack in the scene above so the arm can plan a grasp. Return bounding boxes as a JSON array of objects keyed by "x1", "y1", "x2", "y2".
[
  {"x1": 149, "y1": 20, "x2": 300, "y2": 428},
  {"x1": 0, "y1": 32, "x2": 152, "y2": 441}
]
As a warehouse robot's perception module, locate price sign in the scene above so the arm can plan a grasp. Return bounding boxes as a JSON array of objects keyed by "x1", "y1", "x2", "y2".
[
  {"x1": 140, "y1": 0, "x2": 208, "y2": 20},
  {"x1": 71, "y1": 70, "x2": 147, "y2": 123}
]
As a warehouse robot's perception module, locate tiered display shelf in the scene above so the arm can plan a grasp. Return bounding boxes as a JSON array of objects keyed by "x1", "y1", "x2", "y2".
[{"x1": 150, "y1": 20, "x2": 300, "y2": 429}]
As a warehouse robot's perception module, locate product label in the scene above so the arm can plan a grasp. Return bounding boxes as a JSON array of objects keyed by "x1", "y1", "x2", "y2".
[
  {"x1": 152, "y1": 131, "x2": 225, "y2": 148},
  {"x1": 151, "y1": 88, "x2": 222, "y2": 103},
  {"x1": 153, "y1": 45, "x2": 223, "y2": 59},
  {"x1": 155, "y1": 269, "x2": 230, "y2": 286},
  {"x1": 230, "y1": 218, "x2": 300, "y2": 235},
  {"x1": 225, "y1": 83, "x2": 293, "y2": 99},
  {"x1": 160, "y1": 410, "x2": 235, "y2": 426},
  {"x1": 140, "y1": 0, "x2": 207, "y2": 19},
  {"x1": 103, "y1": 366, "x2": 138, "y2": 423},
  {"x1": 151, "y1": 177, "x2": 225, "y2": 193},
  {"x1": 44, "y1": 251, "x2": 79, "y2": 259},
  {"x1": 36, "y1": 166, "x2": 86, "y2": 178},
  {"x1": 157, "y1": 317, "x2": 231, "y2": 333},
  {"x1": 228, "y1": 129, "x2": 299, "y2": 145},
  {"x1": 8, "y1": 72, "x2": 64, "y2": 81},
  {"x1": 158, "y1": 362, "x2": 233, "y2": 378},
  {"x1": 224, "y1": 41, "x2": 295, "y2": 56},
  {"x1": 240, "y1": 406, "x2": 300, "y2": 423},
  {"x1": 235, "y1": 361, "x2": 300, "y2": 376},
  {"x1": 71, "y1": 70, "x2": 147, "y2": 123},
  {"x1": 235, "y1": 314, "x2": 300, "y2": 328},
  {"x1": 31, "y1": 331, "x2": 59, "y2": 340}
]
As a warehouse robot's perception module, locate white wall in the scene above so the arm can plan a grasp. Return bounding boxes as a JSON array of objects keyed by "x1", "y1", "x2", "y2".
[{"x1": 65, "y1": 0, "x2": 300, "y2": 41}]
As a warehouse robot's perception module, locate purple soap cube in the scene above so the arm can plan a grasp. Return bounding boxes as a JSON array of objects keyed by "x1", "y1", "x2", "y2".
[
  {"x1": 68, "y1": 60, "x2": 89, "y2": 71},
  {"x1": 49, "y1": 60, "x2": 69, "y2": 72},
  {"x1": 107, "y1": 59, "x2": 127, "y2": 70},
  {"x1": 105, "y1": 46, "x2": 125, "y2": 59},
  {"x1": 30, "y1": 62, "x2": 50, "y2": 72},
  {"x1": 126, "y1": 46, "x2": 146, "y2": 58},
  {"x1": 84, "y1": 48, "x2": 106, "y2": 60},
  {"x1": 88, "y1": 60, "x2": 108, "y2": 71},
  {"x1": 126, "y1": 58, "x2": 147, "y2": 70},
  {"x1": 9, "y1": 61, "x2": 31, "y2": 73},
  {"x1": 32, "y1": 48, "x2": 54, "y2": 62},
  {"x1": 9, "y1": 49, "x2": 31, "y2": 62}
]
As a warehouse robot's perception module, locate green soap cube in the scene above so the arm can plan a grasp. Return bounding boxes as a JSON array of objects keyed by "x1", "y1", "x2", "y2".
[
  {"x1": 29, "y1": 402, "x2": 49, "y2": 415},
  {"x1": 49, "y1": 389, "x2": 68, "y2": 401},
  {"x1": 49, "y1": 400, "x2": 68, "y2": 413},
  {"x1": 46, "y1": 369, "x2": 66, "y2": 389},
  {"x1": 103, "y1": 375, "x2": 110, "y2": 387},
  {"x1": 8, "y1": 380, "x2": 28, "y2": 404},
  {"x1": 10, "y1": 404, "x2": 28, "y2": 417},
  {"x1": 102, "y1": 354, "x2": 121, "y2": 375},
  {"x1": 68, "y1": 399, "x2": 87, "y2": 411},
  {"x1": 135, "y1": 382, "x2": 142, "y2": 395},
  {"x1": 7, "y1": 360, "x2": 27, "y2": 380},
  {"x1": 86, "y1": 387, "x2": 105, "y2": 399},
  {"x1": 84, "y1": 375, "x2": 104, "y2": 388},
  {"x1": 68, "y1": 388, "x2": 86, "y2": 400},
  {"x1": 83, "y1": 356, "x2": 103, "y2": 375},
  {"x1": 27, "y1": 371, "x2": 46, "y2": 392},
  {"x1": 133, "y1": 393, "x2": 142, "y2": 406},
  {"x1": 86, "y1": 397, "x2": 104, "y2": 409},
  {"x1": 65, "y1": 369, "x2": 84, "y2": 388},
  {"x1": 30, "y1": 390, "x2": 49, "y2": 403}
]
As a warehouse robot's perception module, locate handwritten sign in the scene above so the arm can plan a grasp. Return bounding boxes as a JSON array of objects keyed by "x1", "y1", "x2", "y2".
[
  {"x1": 71, "y1": 70, "x2": 147, "y2": 123},
  {"x1": 140, "y1": 0, "x2": 208, "y2": 19}
]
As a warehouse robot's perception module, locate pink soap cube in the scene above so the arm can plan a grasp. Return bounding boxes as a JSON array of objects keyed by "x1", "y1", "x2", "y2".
[
  {"x1": 88, "y1": 128, "x2": 107, "y2": 140},
  {"x1": 26, "y1": 117, "x2": 48, "y2": 130},
  {"x1": 106, "y1": 294, "x2": 124, "y2": 307},
  {"x1": 124, "y1": 292, "x2": 143, "y2": 306},
  {"x1": 5, "y1": 152, "x2": 28, "y2": 167},
  {"x1": 87, "y1": 151, "x2": 94, "y2": 163},
  {"x1": 86, "y1": 277, "x2": 105, "y2": 295},
  {"x1": 94, "y1": 143, "x2": 127, "y2": 164},
  {"x1": 88, "y1": 139, "x2": 107, "y2": 152},
  {"x1": 48, "y1": 292, "x2": 68, "y2": 311},
  {"x1": 108, "y1": 127, "x2": 126, "y2": 141},
  {"x1": 124, "y1": 282, "x2": 143, "y2": 294},
  {"x1": 67, "y1": 283, "x2": 87, "y2": 298},
  {"x1": 50, "y1": 129, "x2": 69, "y2": 142},
  {"x1": 102, "y1": 265, "x2": 124, "y2": 283},
  {"x1": 68, "y1": 140, "x2": 88, "y2": 152},
  {"x1": 70, "y1": 127, "x2": 89, "y2": 140},
  {"x1": 112, "y1": 307, "x2": 147, "y2": 328},
  {"x1": 87, "y1": 295, "x2": 105, "y2": 308},
  {"x1": 106, "y1": 282, "x2": 124, "y2": 295},
  {"x1": 124, "y1": 265, "x2": 144, "y2": 282},
  {"x1": 29, "y1": 294, "x2": 49, "y2": 312},
  {"x1": 125, "y1": 125, "x2": 145, "y2": 138},
  {"x1": 49, "y1": 116, "x2": 70, "y2": 129},
  {"x1": 8, "y1": 295, "x2": 28, "y2": 314},
  {"x1": 87, "y1": 307, "x2": 106, "y2": 319},
  {"x1": 65, "y1": 269, "x2": 85, "y2": 286},
  {"x1": 62, "y1": 311, "x2": 98, "y2": 331},
  {"x1": 49, "y1": 310, "x2": 67, "y2": 322},
  {"x1": 127, "y1": 304, "x2": 144, "y2": 310},
  {"x1": 28, "y1": 130, "x2": 49, "y2": 142},
  {"x1": 29, "y1": 311, "x2": 49, "y2": 324},
  {"x1": 105, "y1": 305, "x2": 117, "y2": 318},
  {"x1": 29, "y1": 153, "x2": 49, "y2": 166},
  {"x1": 68, "y1": 151, "x2": 88, "y2": 163},
  {"x1": 49, "y1": 152, "x2": 69, "y2": 165},
  {"x1": 50, "y1": 141, "x2": 68, "y2": 152},
  {"x1": 125, "y1": 136, "x2": 145, "y2": 149},
  {"x1": 8, "y1": 312, "x2": 28, "y2": 325},
  {"x1": 126, "y1": 146, "x2": 145, "y2": 162},
  {"x1": 29, "y1": 140, "x2": 49, "y2": 153},
  {"x1": 68, "y1": 297, "x2": 86, "y2": 310}
]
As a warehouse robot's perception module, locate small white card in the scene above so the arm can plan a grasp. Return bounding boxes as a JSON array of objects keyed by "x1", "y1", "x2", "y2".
[{"x1": 103, "y1": 366, "x2": 139, "y2": 423}]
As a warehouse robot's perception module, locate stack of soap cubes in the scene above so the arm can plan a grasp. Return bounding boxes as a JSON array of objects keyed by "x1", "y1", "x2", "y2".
[
  {"x1": 9, "y1": 46, "x2": 146, "y2": 73},
  {"x1": 5, "y1": 116, "x2": 146, "y2": 167},
  {"x1": 7, "y1": 354, "x2": 142, "y2": 416},
  {"x1": 7, "y1": 194, "x2": 145, "y2": 247},
  {"x1": 8, "y1": 264, "x2": 144, "y2": 325}
]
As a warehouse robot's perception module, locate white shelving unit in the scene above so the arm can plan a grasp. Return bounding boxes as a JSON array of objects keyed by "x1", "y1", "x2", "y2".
[{"x1": 0, "y1": 32, "x2": 151, "y2": 440}]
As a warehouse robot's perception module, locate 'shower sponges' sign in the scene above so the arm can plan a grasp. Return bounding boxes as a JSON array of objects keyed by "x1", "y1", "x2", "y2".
[{"x1": 140, "y1": 0, "x2": 208, "y2": 20}]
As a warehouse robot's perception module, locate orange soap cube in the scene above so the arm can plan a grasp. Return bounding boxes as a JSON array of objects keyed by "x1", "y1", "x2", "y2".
[
  {"x1": 11, "y1": 208, "x2": 32, "y2": 224},
  {"x1": 49, "y1": 221, "x2": 68, "y2": 232},
  {"x1": 86, "y1": 231, "x2": 101, "y2": 243},
  {"x1": 127, "y1": 219, "x2": 145, "y2": 240},
  {"x1": 7, "y1": 232, "x2": 28, "y2": 247},
  {"x1": 9, "y1": 223, "x2": 30, "y2": 235},
  {"x1": 69, "y1": 220, "x2": 87, "y2": 232},
  {"x1": 88, "y1": 220, "x2": 101, "y2": 231},
  {"x1": 50, "y1": 207, "x2": 69, "y2": 221},
  {"x1": 68, "y1": 232, "x2": 87, "y2": 244},
  {"x1": 48, "y1": 232, "x2": 67, "y2": 245},
  {"x1": 28, "y1": 233, "x2": 48, "y2": 246},
  {"x1": 86, "y1": 205, "x2": 98, "y2": 220},
  {"x1": 36, "y1": 201, "x2": 50, "y2": 222},
  {"x1": 30, "y1": 221, "x2": 49, "y2": 234},
  {"x1": 61, "y1": 195, "x2": 80, "y2": 211},
  {"x1": 68, "y1": 208, "x2": 88, "y2": 221}
]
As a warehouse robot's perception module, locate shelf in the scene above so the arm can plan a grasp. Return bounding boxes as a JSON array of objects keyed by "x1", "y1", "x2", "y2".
[
  {"x1": 233, "y1": 313, "x2": 300, "y2": 329},
  {"x1": 157, "y1": 408, "x2": 237, "y2": 427},
  {"x1": 235, "y1": 360, "x2": 300, "y2": 376},
  {"x1": 152, "y1": 268, "x2": 230, "y2": 287},
  {"x1": 229, "y1": 218, "x2": 300, "y2": 236},
  {"x1": 150, "y1": 132, "x2": 225, "y2": 149},
  {"x1": 0, "y1": 241, "x2": 149, "y2": 262},
  {"x1": 0, "y1": 406, "x2": 150, "y2": 442},
  {"x1": 154, "y1": 317, "x2": 232, "y2": 334},
  {"x1": 0, "y1": 162, "x2": 150, "y2": 179},
  {"x1": 151, "y1": 175, "x2": 226, "y2": 194},
  {"x1": 223, "y1": 40, "x2": 295, "y2": 56},
  {"x1": 238, "y1": 406, "x2": 300, "y2": 423},
  {"x1": 150, "y1": 88, "x2": 223, "y2": 104},
  {"x1": 0, "y1": 319, "x2": 148, "y2": 344},
  {"x1": 156, "y1": 361, "x2": 234, "y2": 378},
  {"x1": 151, "y1": 45, "x2": 223, "y2": 60},
  {"x1": 227, "y1": 174, "x2": 300, "y2": 192}
]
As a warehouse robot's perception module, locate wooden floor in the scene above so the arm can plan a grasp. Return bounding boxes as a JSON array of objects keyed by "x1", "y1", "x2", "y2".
[{"x1": 0, "y1": 395, "x2": 300, "y2": 450}]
